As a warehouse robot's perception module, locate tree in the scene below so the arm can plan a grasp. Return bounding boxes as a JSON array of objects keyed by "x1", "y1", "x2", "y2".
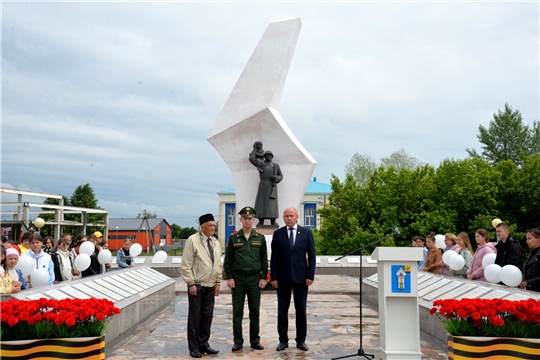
[
  {"x1": 466, "y1": 103, "x2": 540, "y2": 166},
  {"x1": 171, "y1": 224, "x2": 197, "y2": 239},
  {"x1": 344, "y1": 153, "x2": 377, "y2": 186},
  {"x1": 380, "y1": 148, "x2": 423, "y2": 170},
  {"x1": 69, "y1": 184, "x2": 104, "y2": 229},
  {"x1": 179, "y1": 227, "x2": 197, "y2": 239},
  {"x1": 137, "y1": 209, "x2": 157, "y2": 219},
  {"x1": 39, "y1": 195, "x2": 70, "y2": 237},
  {"x1": 345, "y1": 149, "x2": 423, "y2": 186}
]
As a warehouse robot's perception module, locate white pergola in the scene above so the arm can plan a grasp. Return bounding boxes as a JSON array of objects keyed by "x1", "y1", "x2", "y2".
[{"x1": 0, "y1": 187, "x2": 109, "y2": 241}]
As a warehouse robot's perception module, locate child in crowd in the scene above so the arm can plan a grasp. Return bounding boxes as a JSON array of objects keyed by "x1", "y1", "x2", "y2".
[
  {"x1": 439, "y1": 233, "x2": 461, "y2": 275},
  {"x1": 466, "y1": 229, "x2": 496, "y2": 281},
  {"x1": 3, "y1": 248, "x2": 27, "y2": 290},
  {"x1": 43, "y1": 236, "x2": 54, "y2": 255},
  {"x1": 5, "y1": 240, "x2": 21, "y2": 255},
  {"x1": 52, "y1": 236, "x2": 79, "y2": 282},
  {"x1": 422, "y1": 233, "x2": 442, "y2": 274},
  {"x1": 0, "y1": 245, "x2": 23, "y2": 294},
  {"x1": 19, "y1": 232, "x2": 33, "y2": 254},
  {"x1": 20, "y1": 234, "x2": 55, "y2": 286},
  {"x1": 453, "y1": 232, "x2": 474, "y2": 278},
  {"x1": 117, "y1": 239, "x2": 135, "y2": 269}
]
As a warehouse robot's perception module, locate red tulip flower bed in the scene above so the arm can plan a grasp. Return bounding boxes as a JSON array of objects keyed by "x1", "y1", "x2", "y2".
[
  {"x1": 0, "y1": 298, "x2": 121, "y2": 341},
  {"x1": 430, "y1": 298, "x2": 540, "y2": 338}
]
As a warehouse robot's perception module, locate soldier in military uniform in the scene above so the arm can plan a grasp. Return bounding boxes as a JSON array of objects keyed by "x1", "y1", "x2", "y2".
[{"x1": 223, "y1": 206, "x2": 268, "y2": 352}]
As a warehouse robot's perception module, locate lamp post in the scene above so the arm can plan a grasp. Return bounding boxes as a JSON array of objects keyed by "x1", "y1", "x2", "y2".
[{"x1": 116, "y1": 226, "x2": 119, "y2": 240}]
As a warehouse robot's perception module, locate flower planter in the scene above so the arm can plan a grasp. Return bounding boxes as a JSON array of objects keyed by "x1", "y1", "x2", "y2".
[
  {"x1": 0, "y1": 335, "x2": 105, "y2": 359},
  {"x1": 448, "y1": 335, "x2": 540, "y2": 359}
]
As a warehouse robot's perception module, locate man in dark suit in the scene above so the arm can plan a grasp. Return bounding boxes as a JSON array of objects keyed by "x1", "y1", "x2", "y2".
[{"x1": 270, "y1": 207, "x2": 316, "y2": 351}]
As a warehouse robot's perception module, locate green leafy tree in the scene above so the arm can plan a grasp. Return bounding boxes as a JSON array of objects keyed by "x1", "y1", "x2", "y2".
[
  {"x1": 171, "y1": 224, "x2": 197, "y2": 239},
  {"x1": 137, "y1": 209, "x2": 157, "y2": 219},
  {"x1": 38, "y1": 195, "x2": 70, "y2": 237},
  {"x1": 380, "y1": 148, "x2": 424, "y2": 171},
  {"x1": 467, "y1": 103, "x2": 540, "y2": 166},
  {"x1": 317, "y1": 174, "x2": 365, "y2": 255},
  {"x1": 171, "y1": 224, "x2": 182, "y2": 239},
  {"x1": 364, "y1": 165, "x2": 436, "y2": 246},
  {"x1": 430, "y1": 158, "x2": 502, "y2": 235},
  {"x1": 69, "y1": 184, "x2": 104, "y2": 234},
  {"x1": 345, "y1": 149, "x2": 423, "y2": 186},
  {"x1": 344, "y1": 153, "x2": 377, "y2": 186},
  {"x1": 179, "y1": 227, "x2": 197, "y2": 239}
]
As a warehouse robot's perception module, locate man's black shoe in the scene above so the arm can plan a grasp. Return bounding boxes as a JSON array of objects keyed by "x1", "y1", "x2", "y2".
[
  {"x1": 296, "y1": 342, "x2": 308, "y2": 351},
  {"x1": 251, "y1": 343, "x2": 264, "y2": 350},
  {"x1": 200, "y1": 346, "x2": 219, "y2": 354},
  {"x1": 189, "y1": 350, "x2": 202, "y2": 358},
  {"x1": 231, "y1": 343, "x2": 243, "y2": 351},
  {"x1": 276, "y1": 342, "x2": 288, "y2": 351}
]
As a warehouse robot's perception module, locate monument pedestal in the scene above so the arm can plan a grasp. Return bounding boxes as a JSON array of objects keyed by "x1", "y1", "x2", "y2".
[
  {"x1": 371, "y1": 247, "x2": 423, "y2": 360},
  {"x1": 255, "y1": 226, "x2": 278, "y2": 236}
]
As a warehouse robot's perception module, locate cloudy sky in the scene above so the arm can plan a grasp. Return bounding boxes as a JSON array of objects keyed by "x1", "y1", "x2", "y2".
[{"x1": 1, "y1": 1, "x2": 538, "y2": 228}]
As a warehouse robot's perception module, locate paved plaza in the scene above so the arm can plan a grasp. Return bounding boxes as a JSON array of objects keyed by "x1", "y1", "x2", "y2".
[{"x1": 108, "y1": 275, "x2": 447, "y2": 360}]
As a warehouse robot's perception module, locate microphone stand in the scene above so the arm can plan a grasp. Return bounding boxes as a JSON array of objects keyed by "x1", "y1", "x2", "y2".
[{"x1": 331, "y1": 229, "x2": 399, "y2": 360}]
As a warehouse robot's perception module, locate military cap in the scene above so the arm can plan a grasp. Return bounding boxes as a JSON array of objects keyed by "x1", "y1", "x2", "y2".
[
  {"x1": 264, "y1": 150, "x2": 274, "y2": 158},
  {"x1": 238, "y1": 206, "x2": 257, "y2": 217}
]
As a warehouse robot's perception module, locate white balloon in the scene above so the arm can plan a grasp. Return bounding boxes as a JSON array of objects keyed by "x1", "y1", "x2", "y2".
[
  {"x1": 98, "y1": 249, "x2": 112, "y2": 265},
  {"x1": 15, "y1": 255, "x2": 35, "y2": 278},
  {"x1": 130, "y1": 243, "x2": 142, "y2": 257},
  {"x1": 153, "y1": 250, "x2": 167, "y2": 262},
  {"x1": 484, "y1": 264, "x2": 502, "y2": 283},
  {"x1": 74, "y1": 253, "x2": 91, "y2": 271},
  {"x1": 30, "y1": 268, "x2": 49, "y2": 288},
  {"x1": 500, "y1": 265, "x2": 522, "y2": 287},
  {"x1": 482, "y1": 253, "x2": 497, "y2": 268},
  {"x1": 33, "y1": 217, "x2": 45, "y2": 228},
  {"x1": 443, "y1": 250, "x2": 458, "y2": 265},
  {"x1": 492, "y1": 218, "x2": 502, "y2": 228},
  {"x1": 449, "y1": 254, "x2": 465, "y2": 271},
  {"x1": 434, "y1": 234, "x2": 446, "y2": 249},
  {"x1": 79, "y1": 241, "x2": 95, "y2": 256}
]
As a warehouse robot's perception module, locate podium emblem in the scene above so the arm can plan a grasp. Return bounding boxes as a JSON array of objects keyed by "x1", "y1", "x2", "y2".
[{"x1": 391, "y1": 265, "x2": 411, "y2": 293}]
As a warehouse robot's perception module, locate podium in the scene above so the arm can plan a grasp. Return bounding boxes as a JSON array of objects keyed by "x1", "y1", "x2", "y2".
[{"x1": 371, "y1": 247, "x2": 424, "y2": 360}]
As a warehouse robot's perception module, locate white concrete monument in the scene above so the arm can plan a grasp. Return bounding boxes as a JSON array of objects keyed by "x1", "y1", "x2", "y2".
[
  {"x1": 371, "y1": 247, "x2": 424, "y2": 360},
  {"x1": 208, "y1": 18, "x2": 316, "y2": 224}
]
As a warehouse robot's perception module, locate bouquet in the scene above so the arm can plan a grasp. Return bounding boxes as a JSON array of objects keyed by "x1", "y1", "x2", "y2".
[
  {"x1": 0, "y1": 298, "x2": 121, "y2": 341},
  {"x1": 430, "y1": 298, "x2": 540, "y2": 338}
]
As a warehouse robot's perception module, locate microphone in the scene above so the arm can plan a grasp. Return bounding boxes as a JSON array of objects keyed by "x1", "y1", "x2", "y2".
[{"x1": 393, "y1": 226, "x2": 401, "y2": 237}]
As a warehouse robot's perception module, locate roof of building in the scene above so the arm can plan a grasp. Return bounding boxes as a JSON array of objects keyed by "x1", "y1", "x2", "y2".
[
  {"x1": 108, "y1": 218, "x2": 170, "y2": 231},
  {"x1": 217, "y1": 177, "x2": 332, "y2": 195}
]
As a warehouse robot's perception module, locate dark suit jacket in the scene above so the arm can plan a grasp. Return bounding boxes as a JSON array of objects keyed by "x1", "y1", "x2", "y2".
[{"x1": 270, "y1": 225, "x2": 316, "y2": 284}]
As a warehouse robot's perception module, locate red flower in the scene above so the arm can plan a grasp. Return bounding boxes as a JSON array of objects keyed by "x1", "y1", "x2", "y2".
[
  {"x1": 54, "y1": 316, "x2": 64, "y2": 326},
  {"x1": 66, "y1": 316, "x2": 77, "y2": 327},
  {"x1": 96, "y1": 313, "x2": 105, "y2": 321},
  {"x1": 8, "y1": 316, "x2": 18, "y2": 327},
  {"x1": 489, "y1": 316, "x2": 504, "y2": 327}
]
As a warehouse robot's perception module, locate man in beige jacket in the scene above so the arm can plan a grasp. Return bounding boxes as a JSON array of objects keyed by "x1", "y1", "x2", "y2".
[{"x1": 180, "y1": 213, "x2": 222, "y2": 358}]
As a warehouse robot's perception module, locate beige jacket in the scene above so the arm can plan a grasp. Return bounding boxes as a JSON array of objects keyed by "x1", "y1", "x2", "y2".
[{"x1": 180, "y1": 232, "x2": 222, "y2": 287}]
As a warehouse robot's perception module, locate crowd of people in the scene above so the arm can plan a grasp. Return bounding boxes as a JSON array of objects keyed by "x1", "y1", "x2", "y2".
[
  {"x1": 415, "y1": 223, "x2": 540, "y2": 292},
  {"x1": 0, "y1": 230, "x2": 122, "y2": 294}
]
